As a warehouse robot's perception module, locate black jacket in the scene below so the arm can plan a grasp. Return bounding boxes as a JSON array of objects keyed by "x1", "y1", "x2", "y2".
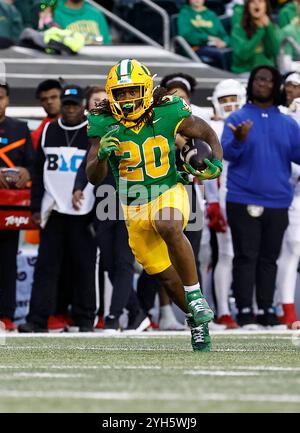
[{"x1": 0, "y1": 116, "x2": 34, "y2": 172}]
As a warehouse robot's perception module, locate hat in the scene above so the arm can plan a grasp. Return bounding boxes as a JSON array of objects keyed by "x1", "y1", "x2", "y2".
[
  {"x1": 61, "y1": 85, "x2": 84, "y2": 104},
  {"x1": 285, "y1": 72, "x2": 300, "y2": 86}
]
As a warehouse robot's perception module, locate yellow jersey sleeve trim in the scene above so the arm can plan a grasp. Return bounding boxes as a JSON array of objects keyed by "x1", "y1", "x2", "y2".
[{"x1": 174, "y1": 118, "x2": 186, "y2": 137}]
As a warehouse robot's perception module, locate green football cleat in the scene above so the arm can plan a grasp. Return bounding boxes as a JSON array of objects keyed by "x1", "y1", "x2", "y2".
[
  {"x1": 186, "y1": 316, "x2": 211, "y2": 352},
  {"x1": 185, "y1": 290, "x2": 214, "y2": 325}
]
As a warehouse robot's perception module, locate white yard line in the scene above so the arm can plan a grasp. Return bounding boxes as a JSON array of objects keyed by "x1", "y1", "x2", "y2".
[
  {"x1": 2, "y1": 373, "x2": 84, "y2": 378},
  {"x1": 3, "y1": 330, "x2": 299, "y2": 337},
  {"x1": 0, "y1": 390, "x2": 299, "y2": 404},
  {"x1": 184, "y1": 370, "x2": 260, "y2": 376},
  {"x1": 0, "y1": 365, "x2": 299, "y2": 372}
]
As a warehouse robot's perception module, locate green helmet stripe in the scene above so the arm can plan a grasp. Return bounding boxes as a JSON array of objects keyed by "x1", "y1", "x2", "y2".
[
  {"x1": 141, "y1": 64, "x2": 150, "y2": 76},
  {"x1": 117, "y1": 59, "x2": 132, "y2": 81}
]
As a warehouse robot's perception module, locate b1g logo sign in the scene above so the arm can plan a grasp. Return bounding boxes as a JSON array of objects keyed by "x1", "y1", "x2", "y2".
[{"x1": 46, "y1": 154, "x2": 84, "y2": 172}]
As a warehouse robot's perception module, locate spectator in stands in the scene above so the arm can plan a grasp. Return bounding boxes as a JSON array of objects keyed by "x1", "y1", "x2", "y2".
[
  {"x1": 281, "y1": 0, "x2": 300, "y2": 60},
  {"x1": 0, "y1": 83, "x2": 35, "y2": 331},
  {"x1": 53, "y1": 0, "x2": 111, "y2": 45},
  {"x1": 222, "y1": 65, "x2": 300, "y2": 328},
  {"x1": 231, "y1": 0, "x2": 281, "y2": 74},
  {"x1": 14, "y1": 0, "x2": 40, "y2": 30},
  {"x1": 0, "y1": 0, "x2": 24, "y2": 47},
  {"x1": 37, "y1": 0, "x2": 58, "y2": 31},
  {"x1": 276, "y1": 71, "x2": 300, "y2": 328},
  {"x1": 178, "y1": 0, "x2": 231, "y2": 70},
  {"x1": 279, "y1": 0, "x2": 298, "y2": 27},
  {"x1": 18, "y1": 85, "x2": 96, "y2": 333},
  {"x1": 31, "y1": 79, "x2": 62, "y2": 149}
]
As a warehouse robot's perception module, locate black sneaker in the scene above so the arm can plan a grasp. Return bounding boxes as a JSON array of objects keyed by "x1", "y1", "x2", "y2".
[
  {"x1": 79, "y1": 326, "x2": 94, "y2": 332},
  {"x1": 103, "y1": 315, "x2": 120, "y2": 331},
  {"x1": 256, "y1": 309, "x2": 286, "y2": 328},
  {"x1": 127, "y1": 310, "x2": 151, "y2": 332},
  {"x1": 18, "y1": 322, "x2": 48, "y2": 333},
  {"x1": 236, "y1": 308, "x2": 259, "y2": 330}
]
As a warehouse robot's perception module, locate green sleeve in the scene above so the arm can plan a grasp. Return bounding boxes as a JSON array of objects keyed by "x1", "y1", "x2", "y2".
[
  {"x1": 87, "y1": 113, "x2": 103, "y2": 138},
  {"x1": 263, "y1": 22, "x2": 281, "y2": 58},
  {"x1": 96, "y1": 12, "x2": 111, "y2": 45},
  {"x1": 231, "y1": 25, "x2": 265, "y2": 62},
  {"x1": 167, "y1": 96, "x2": 192, "y2": 132},
  {"x1": 279, "y1": 3, "x2": 297, "y2": 28},
  {"x1": 281, "y1": 24, "x2": 300, "y2": 58},
  {"x1": 231, "y1": 5, "x2": 243, "y2": 28},
  {"x1": 10, "y1": 5, "x2": 24, "y2": 41},
  {"x1": 177, "y1": 8, "x2": 208, "y2": 46}
]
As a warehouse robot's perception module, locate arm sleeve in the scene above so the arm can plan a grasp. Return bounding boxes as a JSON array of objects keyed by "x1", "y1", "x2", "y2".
[
  {"x1": 30, "y1": 140, "x2": 46, "y2": 213},
  {"x1": 10, "y1": 5, "x2": 24, "y2": 41},
  {"x1": 289, "y1": 120, "x2": 300, "y2": 165},
  {"x1": 221, "y1": 119, "x2": 245, "y2": 162},
  {"x1": 279, "y1": 6, "x2": 295, "y2": 28},
  {"x1": 177, "y1": 9, "x2": 209, "y2": 46},
  {"x1": 87, "y1": 113, "x2": 102, "y2": 138},
  {"x1": 264, "y1": 22, "x2": 281, "y2": 58},
  {"x1": 73, "y1": 152, "x2": 88, "y2": 192},
  {"x1": 230, "y1": 25, "x2": 265, "y2": 62},
  {"x1": 22, "y1": 125, "x2": 36, "y2": 179}
]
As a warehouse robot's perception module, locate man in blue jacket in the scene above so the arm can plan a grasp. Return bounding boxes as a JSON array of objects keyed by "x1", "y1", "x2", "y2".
[{"x1": 221, "y1": 65, "x2": 300, "y2": 328}]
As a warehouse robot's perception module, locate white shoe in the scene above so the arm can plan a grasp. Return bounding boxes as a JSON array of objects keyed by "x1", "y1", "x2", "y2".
[
  {"x1": 208, "y1": 321, "x2": 226, "y2": 331},
  {"x1": 159, "y1": 317, "x2": 186, "y2": 331}
]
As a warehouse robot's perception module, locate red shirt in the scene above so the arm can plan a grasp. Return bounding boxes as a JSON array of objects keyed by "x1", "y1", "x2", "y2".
[{"x1": 31, "y1": 117, "x2": 52, "y2": 150}]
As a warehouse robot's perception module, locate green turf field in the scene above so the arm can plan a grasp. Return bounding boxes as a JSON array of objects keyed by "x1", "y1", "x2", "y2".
[{"x1": 0, "y1": 332, "x2": 300, "y2": 413}]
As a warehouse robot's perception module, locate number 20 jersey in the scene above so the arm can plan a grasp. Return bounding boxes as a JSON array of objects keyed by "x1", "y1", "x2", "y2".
[{"x1": 87, "y1": 95, "x2": 192, "y2": 204}]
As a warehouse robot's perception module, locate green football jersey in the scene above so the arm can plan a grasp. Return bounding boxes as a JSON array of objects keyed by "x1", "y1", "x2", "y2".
[{"x1": 87, "y1": 95, "x2": 192, "y2": 204}]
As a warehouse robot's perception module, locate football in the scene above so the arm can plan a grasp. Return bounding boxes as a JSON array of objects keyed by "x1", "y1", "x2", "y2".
[
  {"x1": 1, "y1": 168, "x2": 20, "y2": 188},
  {"x1": 180, "y1": 138, "x2": 213, "y2": 172}
]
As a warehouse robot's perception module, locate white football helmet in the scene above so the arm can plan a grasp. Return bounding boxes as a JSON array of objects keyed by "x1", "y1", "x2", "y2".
[{"x1": 210, "y1": 79, "x2": 246, "y2": 119}]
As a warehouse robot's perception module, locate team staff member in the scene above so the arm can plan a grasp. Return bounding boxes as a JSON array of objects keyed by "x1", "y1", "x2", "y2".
[
  {"x1": 31, "y1": 79, "x2": 62, "y2": 150},
  {"x1": 0, "y1": 83, "x2": 35, "y2": 331},
  {"x1": 19, "y1": 85, "x2": 96, "y2": 333},
  {"x1": 222, "y1": 65, "x2": 300, "y2": 328},
  {"x1": 86, "y1": 59, "x2": 223, "y2": 351}
]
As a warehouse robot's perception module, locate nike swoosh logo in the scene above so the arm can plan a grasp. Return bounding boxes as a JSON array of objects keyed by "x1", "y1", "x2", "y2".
[{"x1": 153, "y1": 117, "x2": 162, "y2": 124}]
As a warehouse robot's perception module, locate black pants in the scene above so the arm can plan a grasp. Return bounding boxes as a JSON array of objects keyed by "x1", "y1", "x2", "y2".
[
  {"x1": 95, "y1": 218, "x2": 135, "y2": 319},
  {"x1": 226, "y1": 202, "x2": 288, "y2": 311},
  {"x1": 28, "y1": 212, "x2": 96, "y2": 328},
  {"x1": 0, "y1": 230, "x2": 19, "y2": 318}
]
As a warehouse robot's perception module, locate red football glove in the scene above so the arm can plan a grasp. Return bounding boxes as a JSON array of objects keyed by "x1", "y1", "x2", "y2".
[{"x1": 206, "y1": 202, "x2": 227, "y2": 233}]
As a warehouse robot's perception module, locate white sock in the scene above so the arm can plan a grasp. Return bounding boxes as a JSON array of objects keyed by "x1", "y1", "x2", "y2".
[
  {"x1": 276, "y1": 240, "x2": 299, "y2": 304},
  {"x1": 214, "y1": 253, "x2": 233, "y2": 317},
  {"x1": 183, "y1": 283, "x2": 200, "y2": 293},
  {"x1": 160, "y1": 304, "x2": 174, "y2": 319}
]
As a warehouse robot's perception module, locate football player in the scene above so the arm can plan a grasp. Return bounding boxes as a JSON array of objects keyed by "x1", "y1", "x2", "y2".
[
  {"x1": 86, "y1": 59, "x2": 223, "y2": 351},
  {"x1": 205, "y1": 79, "x2": 246, "y2": 329},
  {"x1": 276, "y1": 72, "x2": 300, "y2": 328}
]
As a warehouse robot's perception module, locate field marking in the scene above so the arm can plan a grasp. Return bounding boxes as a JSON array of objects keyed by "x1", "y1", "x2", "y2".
[
  {"x1": 0, "y1": 365, "x2": 300, "y2": 373},
  {"x1": 184, "y1": 370, "x2": 260, "y2": 376},
  {"x1": 4, "y1": 330, "x2": 299, "y2": 338},
  {"x1": 0, "y1": 390, "x2": 300, "y2": 404},
  {"x1": 12, "y1": 373, "x2": 84, "y2": 378}
]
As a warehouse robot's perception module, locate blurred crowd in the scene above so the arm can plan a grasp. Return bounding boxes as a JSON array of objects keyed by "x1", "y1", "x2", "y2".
[
  {"x1": 1, "y1": 62, "x2": 300, "y2": 333},
  {"x1": 2, "y1": 0, "x2": 300, "y2": 72}
]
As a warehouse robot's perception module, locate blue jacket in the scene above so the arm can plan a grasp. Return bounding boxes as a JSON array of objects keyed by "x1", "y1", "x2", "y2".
[{"x1": 221, "y1": 103, "x2": 300, "y2": 208}]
